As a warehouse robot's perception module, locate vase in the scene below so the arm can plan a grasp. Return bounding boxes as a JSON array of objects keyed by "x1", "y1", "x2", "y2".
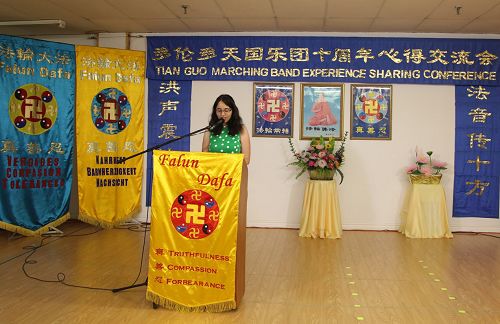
[
  {"x1": 308, "y1": 169, "x2": 335, "y2": 180},
  {"x1": 408, "y1": 174, "x2": 442, "y2": 184}
]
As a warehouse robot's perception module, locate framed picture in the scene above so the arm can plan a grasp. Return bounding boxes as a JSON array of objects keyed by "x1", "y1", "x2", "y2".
[
  {"x1": 253, "y1": 82, "x2": 294, "y2": 138},
  {"x1": 300, "y1": 83, "x2": 343, "y2": 140},
  {"x1": 350, "y1": 84, "x2": 392, "y2": 140}
]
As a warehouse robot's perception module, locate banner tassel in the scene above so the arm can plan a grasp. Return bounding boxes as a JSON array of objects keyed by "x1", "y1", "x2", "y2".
[
  {"x1": 78, "y1": 207, "x2": 139, "y2": 229},
  {"x1": 146, "y1": 291, "x2": 236, "y2": 312},
  {"x1": 0, "y1": 213, "x2": 70, "y2": 236}
]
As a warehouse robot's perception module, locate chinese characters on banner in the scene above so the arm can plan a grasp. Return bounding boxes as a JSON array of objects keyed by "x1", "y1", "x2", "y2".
[
  {"x1": 147, "y1": 151, "x2": 243, "y2": 311},
  {"x1": 146, "y1": 79, "x2": 192, "y2": 205},
  {"x1": 147, "y1": 36, "x2": 500, "y2": 86},
  {"x1": 76, "y1": 45, "x2": 145, "y2": 227},
  {"x1": 0, "y1": 35, "x2": 75, "y2": 235},
  {"x1": 454, "y1": 85, "x2": 500, "y2": 218},
  {"x1": 146, "y1": 36, "x2": 500, "y2": 217}
]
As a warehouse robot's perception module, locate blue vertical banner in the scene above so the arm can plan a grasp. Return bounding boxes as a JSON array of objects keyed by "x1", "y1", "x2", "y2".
[
  {"x1": 147, "y1": 36, "x2": 500, "y2": 85},
  {"x1": 146, "y1": 79, "x2": 192, "y2": 205},
  {"x1": 454, "y1": 85, "x2": 500, "y2": 218},
  {"x1": 0, "y1": 35, "x2": 75, "y2": 235}
]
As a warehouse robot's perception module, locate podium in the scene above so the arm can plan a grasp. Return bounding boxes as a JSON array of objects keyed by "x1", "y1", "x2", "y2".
[
  {"x1": 399, "y1": 183, "x2": 453, "y2": 238},
  {"x1": 299, "y1": 179, "x2": 342, "y2": 239},
  {"x1": 147, "y1": 151, "x2": 246, "y2": 311}
]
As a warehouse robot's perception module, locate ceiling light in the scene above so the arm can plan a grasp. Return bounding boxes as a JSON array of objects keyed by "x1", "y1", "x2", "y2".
[{"x1": 0, "y1": 19, "x2": 66, "y2": 28}]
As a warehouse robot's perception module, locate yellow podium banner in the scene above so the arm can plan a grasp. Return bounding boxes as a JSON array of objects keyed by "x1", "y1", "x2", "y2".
[
  {"x1": 147, "y1": 150, "x2": 243, "y2": 312},
  {"x1": 75, "y1": 46, "x2": 145, "y2": 227}
]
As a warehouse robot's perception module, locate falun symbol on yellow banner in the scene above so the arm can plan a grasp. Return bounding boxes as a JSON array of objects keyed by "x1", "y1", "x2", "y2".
[
  {"x1": 91, "y1": 87, "x2": 131, "y2": 135},
  {"x1": 171, "y1": 189, "x2": 220, "y2": 239}
]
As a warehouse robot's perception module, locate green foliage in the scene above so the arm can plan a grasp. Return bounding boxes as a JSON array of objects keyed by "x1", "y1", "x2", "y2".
[{"x1": 288, "y1": 132, "x2": 348, "y2": 184}]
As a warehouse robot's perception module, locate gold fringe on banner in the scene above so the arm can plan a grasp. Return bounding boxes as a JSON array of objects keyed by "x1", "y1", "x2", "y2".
[
  {"x1": 0, "y1": 213, "x2": 70, "y2": 236},
  {"x1": 146, "y1": 291, "x2": 237, "y2": 313},
  {"x1": 75, "y1": 46, "x2": 144, "y2": 228},
  {"x1": 78, "y1": 207, "x2": 139, "y2": 229}
]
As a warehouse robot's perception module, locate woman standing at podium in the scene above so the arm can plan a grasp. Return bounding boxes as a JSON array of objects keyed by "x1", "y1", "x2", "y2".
[{"x1": 202, "y1": 94, "x2": 251, "y2": 165}]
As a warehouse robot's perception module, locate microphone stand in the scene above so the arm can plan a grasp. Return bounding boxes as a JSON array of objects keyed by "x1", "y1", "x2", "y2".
[
  {"x1": 112, "y1": 122, "x2": 217, "y2": 302},
  {"x1": 117, "y1": 123, "x2": 215, "y2": 164}
]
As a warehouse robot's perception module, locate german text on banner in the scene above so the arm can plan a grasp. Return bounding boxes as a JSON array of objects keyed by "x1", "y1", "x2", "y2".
[
  {"x1": 75, "y1": 45, "x2": 145, "y2": 227},
  {"x1": 0, "y1": 35, "x2": 75, "y2": 236},
  {"x1": 147, "y1": 150, "x2": 244, "y2": 312}
]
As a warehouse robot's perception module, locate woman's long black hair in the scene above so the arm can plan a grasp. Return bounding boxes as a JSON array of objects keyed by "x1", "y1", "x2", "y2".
[{"x1": 209, "y1": 94, "x2": 243, "y2": 136}]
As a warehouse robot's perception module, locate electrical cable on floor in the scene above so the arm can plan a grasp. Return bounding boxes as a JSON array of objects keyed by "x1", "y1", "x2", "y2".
[
  {"x1": 477, "y1": 232, "x2": 500, "y2": 239},
  {"x1": 454, "y1": 231, "x2": 500, "y2": 239},
  {"x1": 19, "y1": 208, "x2": 150, "y2": 291},
  {"x1": 0, "y1": 221, "x2": 101, "y2": 267}
]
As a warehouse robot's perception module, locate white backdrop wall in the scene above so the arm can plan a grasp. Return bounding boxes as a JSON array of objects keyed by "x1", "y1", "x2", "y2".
[
  {"x1": 41, "y1": 33, "x2": 500, "y2": 232},
  {"x1": 189, "y1": 81, "x2": 500, "y2": 232}
]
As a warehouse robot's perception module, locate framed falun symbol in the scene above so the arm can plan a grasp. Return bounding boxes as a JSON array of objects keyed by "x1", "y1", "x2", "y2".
[
  {"x1": 301, "y1": 83, "x2": 343, "y2": 140},
  {"x1": 350, "y1": 84, "x2": 392, "y2": 140},
  {"x1": 253, "y1": 82, "x2": 294, "y2": 138}
]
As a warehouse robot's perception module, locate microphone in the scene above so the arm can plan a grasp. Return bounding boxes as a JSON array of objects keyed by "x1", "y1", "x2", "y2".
[{"x1": 209, "y1": 119, "x2": 224, "y2": 131}]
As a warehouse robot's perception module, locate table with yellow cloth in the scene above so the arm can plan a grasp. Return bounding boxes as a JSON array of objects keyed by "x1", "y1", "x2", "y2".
[
  {"x1": 399, "y1": 183, "x2": 453, "y2": 238},
  {"x1": 299, "y1": 179, "x2": 342, "y2": 239}
]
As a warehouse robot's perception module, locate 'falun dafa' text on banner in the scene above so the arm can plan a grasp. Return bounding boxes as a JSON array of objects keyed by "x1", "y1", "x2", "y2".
[
  {"x1": 76, "y1": 45, "x2": 145, "y2": 227},
  {"x1": 147, "y1": 151, "x2": 243, "y2": 312},
  {"x1": 0, "y1": 35, "x2": 75, "y2": 236}
]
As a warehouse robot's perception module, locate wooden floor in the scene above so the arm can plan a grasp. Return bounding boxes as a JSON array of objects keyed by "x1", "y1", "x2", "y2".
[{"x1": 0, "y1": 220, "x2": 499, "y2": 323}]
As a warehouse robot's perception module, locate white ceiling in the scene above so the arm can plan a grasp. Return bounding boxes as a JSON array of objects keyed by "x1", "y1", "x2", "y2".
[{"x1": 1, "y1": 0, "x2": 500, "y2": 37}]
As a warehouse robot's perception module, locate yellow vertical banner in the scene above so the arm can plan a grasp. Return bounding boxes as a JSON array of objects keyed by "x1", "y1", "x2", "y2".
[
  {"x1": 147, "y1": 150, "x2": 243, "y2": 312},
  {"x1": 75, "y1": 46, "x2": 145, "y2": 227}
]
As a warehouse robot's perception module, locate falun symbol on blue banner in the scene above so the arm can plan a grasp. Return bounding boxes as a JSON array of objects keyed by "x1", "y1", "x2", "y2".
[{"x1": 9, "y1": 83, "x2": 57, "y2": 135}]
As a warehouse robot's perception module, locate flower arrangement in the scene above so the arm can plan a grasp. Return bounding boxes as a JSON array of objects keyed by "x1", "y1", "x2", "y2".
[
  {"x1": 406, "y1": 149, "x2": 448, "y2": 175},
  {"x1": 288, "y1": 132, "x2": 348, "y2": 183}
]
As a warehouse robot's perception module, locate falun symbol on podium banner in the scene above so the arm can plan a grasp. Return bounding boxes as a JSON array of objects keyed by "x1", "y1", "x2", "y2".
[{"x1": 171, "y1": 189, "x2": 220, "y2": 239}]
